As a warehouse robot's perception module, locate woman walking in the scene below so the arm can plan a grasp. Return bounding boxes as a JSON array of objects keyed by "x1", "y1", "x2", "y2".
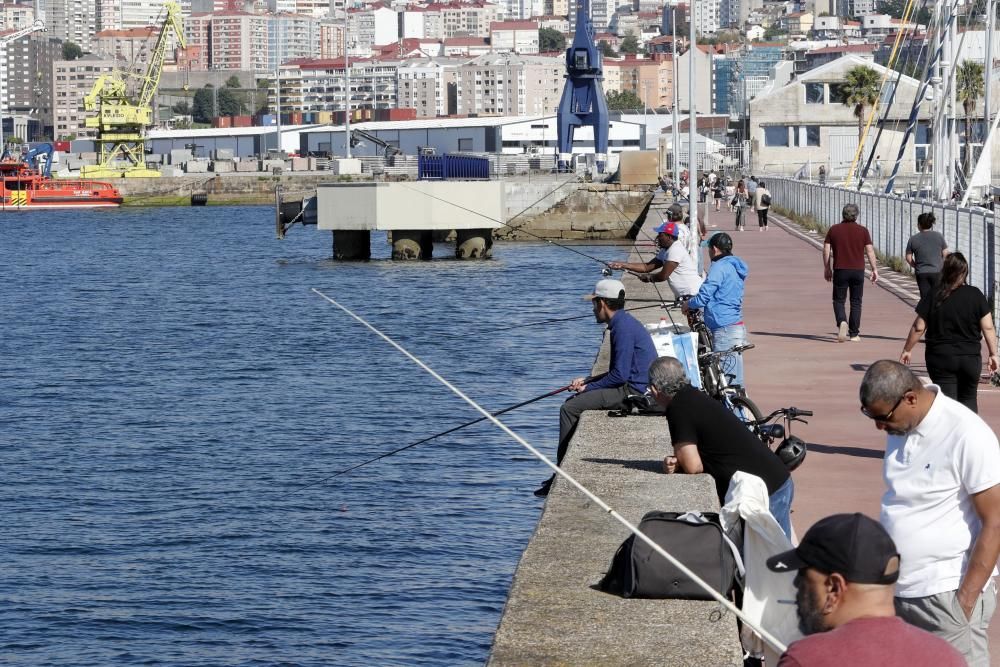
[
  {"x1": 900, "y1": 252, "x2": 999, "y2": 413},
  {"x1": 904, "y1": 212, "x2": 948, "y2": 300},
  {"x1": 753, "y1": 180, "x2": 771, "y2": 230},
  {"x1": 733, "y1": 179, "x2": 748, "y2": 231},
  {"x1": 713, "y1": 176, "x2": 725, "y2": 211}
]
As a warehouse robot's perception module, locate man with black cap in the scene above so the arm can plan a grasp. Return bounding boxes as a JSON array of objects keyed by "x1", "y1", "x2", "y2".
[
  {"x1": 607, "y1": 214, "x2": 702, "y2": 299},
  {"x1": 767, "y1": 513, "x2": 964, "y2": 666},
  {"x1": 534, "y1": 278, "x2": 658, "y2": 497}
]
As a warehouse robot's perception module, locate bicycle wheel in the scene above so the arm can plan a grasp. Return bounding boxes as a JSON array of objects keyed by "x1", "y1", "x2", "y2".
[{"x1": 729, "y1": 394, "x2": 763, "y2": 434}]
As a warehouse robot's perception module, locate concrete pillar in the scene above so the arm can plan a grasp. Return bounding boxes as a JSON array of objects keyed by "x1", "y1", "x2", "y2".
[
  {"x1": 333, "y1": 230, "x2": 371, "y2": 260},
  {"x1": 392, "y1": 230, "x2": 433, "y2": 260},
  {"x1": 455, "y1": 228, "x2": 493, "y2": 259}
]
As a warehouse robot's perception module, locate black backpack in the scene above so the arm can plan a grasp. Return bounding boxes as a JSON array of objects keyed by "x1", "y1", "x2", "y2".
[
  {"x1": 597, "y1": 511, "x2": 742, "y2": 599},
  {"x1": 760, "y1": 193, "x2": 772, "y2": 207}
]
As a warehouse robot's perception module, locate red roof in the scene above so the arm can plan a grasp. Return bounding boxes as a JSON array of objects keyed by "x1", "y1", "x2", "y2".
[
  {"x1": 808, "y1": 43, "x2": 875, "y2": 54},
  {"x1": 95, "y1": 27, "x2": 156, "y2": 38},
  {"x1": 444, "y1": 36, "x2": 489, "y2": 46}
]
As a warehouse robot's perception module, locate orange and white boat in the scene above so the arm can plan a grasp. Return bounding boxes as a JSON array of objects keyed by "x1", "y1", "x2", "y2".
[{"x1": 0, "y1": 145, "x2": 123, "y2": 210}]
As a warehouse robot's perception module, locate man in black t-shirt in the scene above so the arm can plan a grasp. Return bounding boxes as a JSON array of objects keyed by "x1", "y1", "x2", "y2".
[{"x1": 648, "y1": 356, "x2": 794, "y2": 536}]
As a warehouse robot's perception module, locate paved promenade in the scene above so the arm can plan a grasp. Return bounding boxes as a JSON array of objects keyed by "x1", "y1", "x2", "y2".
[{"x1": 696, "y1": 200, "x2": 1000, "y2": 656}]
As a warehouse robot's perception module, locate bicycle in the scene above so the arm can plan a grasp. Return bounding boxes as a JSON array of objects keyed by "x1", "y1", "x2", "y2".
[{"x1": 745, "y1": 406, "x2": 813, "y2": 470}]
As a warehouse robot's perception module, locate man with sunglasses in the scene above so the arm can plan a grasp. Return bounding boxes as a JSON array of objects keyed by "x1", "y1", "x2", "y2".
[{"x1": 860, "y1": 360, "x2": 1000, "y2": 666}]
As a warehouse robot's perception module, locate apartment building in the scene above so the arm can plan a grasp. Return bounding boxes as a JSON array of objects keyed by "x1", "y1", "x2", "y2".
[
  {"x1": 319, "y1": 16, "x2": 346, "y2": 57},
  {"x1": 455, "y1": 53, "x2": 561, "y2": 116},
  {"x1": 1, "y1": 3, "x2": 35, "y2": 30},
  {"x1": 275, "y1": 57, "x2": 400, "y2": 113},
  {"x1": 604, "y1": 55, "x2": 672, "y2": 109},
  {"x1": 182, "y1": 12, "x2": 211, "y2": 69},
  {"x1": 47, "y1": 0, "x2": 99, "y2": 51},
  {"x1": 211, "y1": 12, "x2": 269, "y2": 70},
  {"x1": 489, "y1": 20, "x2": 538, "y2": 54},
  {"x1": 347, "y1": 4, "x2": 397, "y2": 55},
  {"x1": 543, "y1": 0, "x2": 568, "y2": 17},
  {"x1": 52, "y1": 54, "x2": 116, "y2": 138},
  {"x1": 3, "y1": 33, "x2": 61, "y2": 137},
  {"x1": 268, "y1": 13, "x2": 320, "y2": 69},
  {"x1": 93, "y1": 26, "x2": 157, "y2": 74},
  {"x1": 396, "y1": 57, "x2": 459, "y2": 117},
  {"x1": 693, "y1": 0, "x2": 720, "y2": 35},
  {"x1": 424, "y1": 1, "x2": 498, "y2": 39}
]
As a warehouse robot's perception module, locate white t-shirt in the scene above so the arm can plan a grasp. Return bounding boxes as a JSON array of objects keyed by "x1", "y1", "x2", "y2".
[
  {"x1": 655, "y1": 242, "x2": 703, "y2": 298},
  {"x1": 881, "y1": 386, "x2": 1000, "y2": 598}
]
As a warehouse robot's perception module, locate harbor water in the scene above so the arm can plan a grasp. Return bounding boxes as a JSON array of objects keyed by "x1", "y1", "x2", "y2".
[{"x1": 2, "y1": 206, "x2": 630, "y2": 666}]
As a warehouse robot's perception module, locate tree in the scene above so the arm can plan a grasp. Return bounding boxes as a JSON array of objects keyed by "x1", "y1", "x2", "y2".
[
  {"x1": 539, "y1": 27, "x2": 566, "y2": 52},
  {"x1": 192, "y1": 86, "x2": 214, "y2": 123},
  {"x1": 62, "y1": 41, "x2": 83, "y2": 61},
  {"x1": 839, "y1": 65, "x2": 881, "y2": 145},
  {"x1": 620, "y1": 33, "x2": 640, "y2": 54},
  {"x1": 225, "y1": 75, "x2": 242, "y2": 89},
  {"x1": 763, "y1": 24, "x2": 787, "y2": 40},
  {"x1": 957, "y1": 59, "x2": 985, "y2": 175},
  {"x1": 172, "y1": 101, "x2": 191, "y2": 115},
  {"x1": 599, "y1": 40, "x2": 616, "y2": 58},
  {"x1": 217, "y1": 87, "x2": 245, "y2": 116},
  {"x1": 606, "y1": 89, "x2": 644, "y2": 111}
]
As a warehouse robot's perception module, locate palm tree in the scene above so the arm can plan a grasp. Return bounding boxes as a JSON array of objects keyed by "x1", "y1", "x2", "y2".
[
  {"x1": 839, "y1": 65, "x2": 882, "y2": 147},
  {"x1": 956, "y1": 59, "x2": 985, "y2": 176}
]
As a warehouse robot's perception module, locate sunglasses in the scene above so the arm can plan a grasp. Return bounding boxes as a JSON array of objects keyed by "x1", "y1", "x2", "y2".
[{"x1": 860, "y1": 393, "x2": 907, "y2": 422}]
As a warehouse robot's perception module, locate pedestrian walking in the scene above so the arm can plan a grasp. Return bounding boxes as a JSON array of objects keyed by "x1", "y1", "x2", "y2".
[
  {"x1": 822, "y1": 203, "x2": 879, "y2": 342},
  {"x1": 733, "y1": 179, "x2": 748, "y2": 232},
  {"x1": 904, "y1": 212, "x2": 948, "y2": 300},
  {"x1": 899, "y1": 252, "x2": 999, "y2": 413},
  {"x1": 860, "y1": 360, "x2": 1000, "y2": 666},
  {"x1": 818, "y1": 165, "x2": 827, "y2": 185},
  {"x1": 766, "y1": 513, "x2": 964, "y2": 667},
  {"x1": 753, "y1": 180, "x2": 771, "y2": 230}
]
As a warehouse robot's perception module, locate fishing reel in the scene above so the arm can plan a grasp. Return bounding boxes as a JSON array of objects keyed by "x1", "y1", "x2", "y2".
[{"x1": 601, "y1": 267, "x2": 613, "y2": 277}]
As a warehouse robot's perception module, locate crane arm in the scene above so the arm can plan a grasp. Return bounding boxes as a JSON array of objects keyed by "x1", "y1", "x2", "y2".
[
  {"x1": 0, "y1": 20, "x2": 45, "y2": 46},
  {"x1": 137, "y1": 1, "x2": 185, "y2": 110}
]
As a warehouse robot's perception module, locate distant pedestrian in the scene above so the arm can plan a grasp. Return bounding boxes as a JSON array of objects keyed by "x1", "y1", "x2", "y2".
[
  {"x1": 905, "y1": 212, "x2": 948, "y2": 300},
  {"x1": 648, "y1": 356, "x2": 794, "y2": 536},
  {"x1": 818, "y1": 165, "x2": 827, "y2": 185},
  {"x1": 823, "y1": 203, "x2": 879, "y2": 342},
  {"x1": 900, "y1": 252, "x2": 999, "y2": 412},
  {"x1": 747, "y1": 174, "x2": 759, "y2": 196},
  {"x1": 733, "y1": 179, "x2": 749, "y2": 232},
  {"x1": 861, "y1": 360, "x2": 1000, "y2": 666},
  {"x1": 766, "y1": 513, "x2": 965, "y2": 667},
  {"x1": 753, "y1": 180, "x2": 771, "y2": 230},
  {"x1": 535, "y1": 279, "x2": 658, "y2": 497}
]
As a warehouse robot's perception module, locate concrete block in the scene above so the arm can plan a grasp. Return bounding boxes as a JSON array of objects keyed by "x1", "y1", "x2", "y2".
[
  {"x1": 211, "y1": 160, "x2": 235, "y2": 173},
  {"x1": 260, "y1": 159, "x2": 284, "y2": 172},
  {"x1": 170, "y1": 149, "x2": 193, "y2": 165},
  {"x1": 291, "y1": 157, "x2": 310, "y2": 171},
  {"x1": 331, "y1": 158, "x2": 362, "y2": 175},
  {"x1": 65, "y1": 157, "x2": 86, "y2": 170},
  {"x1": 159, "y1": 165, "x2": 182, "y2": 177},
  {"x1": 80, "y1": 152, "x2": 97, "y2": 161},
  {"x1": 213, "y1": 148, "x2": 234, "y2": 161},
  {"x1": 185, "y1": 159, "x2": 209, "y2": 173},
  {"x1": 235, "y1": 160, "x2": 258, "y2": 172}
]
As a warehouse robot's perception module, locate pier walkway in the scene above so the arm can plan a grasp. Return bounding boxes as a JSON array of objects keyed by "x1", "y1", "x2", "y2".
[{"x1": 490, "y1": 191, "x2": 1000, "y2": 663}]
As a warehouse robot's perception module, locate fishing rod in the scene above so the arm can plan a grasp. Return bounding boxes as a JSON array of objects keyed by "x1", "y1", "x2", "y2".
[
  {"x1": 311, "y1": 288, "x2": 788, "y2": 654},
  {"x1": 439, "y1": 302, "x2": 668, "y2": 338},
  {"x1": 276, "y1": 376, "x2": 605, "y2": 498}
]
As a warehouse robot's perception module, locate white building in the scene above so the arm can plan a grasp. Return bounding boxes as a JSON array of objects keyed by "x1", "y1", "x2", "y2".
[
  {"x1": 268, "y1": 13, "x2": 320, "y2": 69},
  {"x1": 396, "y1": 57, "x2": 459, "y2": 117},
  {"x1": 455, "y1": 52, "x2": 562, "y2": 116},
  {"x1": 489, "y1": 20, "x2": 539, "y2": 54},
  {"x1": 694, "y1": 0, "x2": 721, "y2": 35},
  {"x1": 47, "y1": 0, "x2": 99, "y2": 51},
  {"x1": 276, "y1": 57, "x2": 400, "y2": 113}
]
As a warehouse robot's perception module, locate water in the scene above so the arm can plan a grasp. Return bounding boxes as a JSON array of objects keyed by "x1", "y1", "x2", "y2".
[{"x1": 1, "y1": 206, "x2": 629, "y2": 666}]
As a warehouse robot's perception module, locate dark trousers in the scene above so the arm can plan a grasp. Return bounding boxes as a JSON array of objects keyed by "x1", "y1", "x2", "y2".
[
  {"x1": 916, "y1": 272, "x2": 941, "y2": 301},
  {"x1": 926, "y1": 352, "x2": 982, "y2": 413},
  {"x1": 558, "y1": 385, "x2": 633, "y2": 464},
  {"x1": 832, "y1": 269, "x2": 865, "y2": 337},
  {"x1": 757, "y1": 208, "x2": 768, "y2": 228}
]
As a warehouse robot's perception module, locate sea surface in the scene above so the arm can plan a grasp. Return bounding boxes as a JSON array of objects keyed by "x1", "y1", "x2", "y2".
[{"x1": 1, "y1": 206, "x2": 630, "y2": 666}]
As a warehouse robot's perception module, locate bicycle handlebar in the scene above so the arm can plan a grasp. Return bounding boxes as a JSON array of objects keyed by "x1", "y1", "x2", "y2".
[
  {"x1": 753, "y1": 406, "x2": 814, "y2": 425},
  {"x1": 698, "y1": 343, "x2": 755, "y2": 361}
]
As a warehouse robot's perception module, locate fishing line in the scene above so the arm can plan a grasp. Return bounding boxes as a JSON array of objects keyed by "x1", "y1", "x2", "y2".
[
  {"x1": 275, "y1": 377, "x2": 606, "y2": 498},
  {"x1": 434, "y1": 303, "x2": 668, "y2": 339},
  {"x1": 311, "y1": 288, "x2": 788, "y2": 654}
]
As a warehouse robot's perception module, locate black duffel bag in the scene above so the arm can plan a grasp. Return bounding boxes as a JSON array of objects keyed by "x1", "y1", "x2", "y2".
[{"x1": 597, "y1": 511, "x2": 742, "y2": 600}]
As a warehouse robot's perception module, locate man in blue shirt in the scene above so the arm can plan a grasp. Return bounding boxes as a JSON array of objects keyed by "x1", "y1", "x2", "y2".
[
  {"x1": 535, "y1": 278, "x2": 658, "y2": 497},
  {"x1": 683, "y1": 232, "x2": 750, "y2": 387}
]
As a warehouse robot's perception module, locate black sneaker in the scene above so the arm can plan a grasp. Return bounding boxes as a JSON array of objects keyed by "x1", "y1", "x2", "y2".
[{"x1": 533, "y1": 475, "x2": 554, "y2": 497}]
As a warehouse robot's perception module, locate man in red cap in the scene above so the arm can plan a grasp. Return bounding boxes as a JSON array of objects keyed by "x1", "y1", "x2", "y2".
[
  {"x1": 607, "y1": 215, "x2": 703, "y2": 300},
  {"x1": 766, "y1": 513, "x2": 964, "y2": 666}
]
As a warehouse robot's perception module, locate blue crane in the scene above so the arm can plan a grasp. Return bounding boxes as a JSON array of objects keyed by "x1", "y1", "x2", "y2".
[
  {"x1": 556, "y1": 0, "x2": 609, "y2": 173},
  {"x1": 25, "y1": 143, "x2": 54, "y2": 178}
]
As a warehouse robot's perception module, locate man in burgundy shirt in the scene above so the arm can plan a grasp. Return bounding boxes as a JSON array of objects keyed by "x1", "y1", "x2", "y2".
[
  {"x1": 767, "y1": 513, "x2": 963, "y2": 666},
  {"x1": 823, "y1": 203, "x2": 879, "y2": 342}
]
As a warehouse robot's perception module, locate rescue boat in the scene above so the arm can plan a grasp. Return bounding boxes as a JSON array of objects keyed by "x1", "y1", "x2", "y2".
[{"x1": 0, "y1": 145, "x2": 123, "y2": 210}]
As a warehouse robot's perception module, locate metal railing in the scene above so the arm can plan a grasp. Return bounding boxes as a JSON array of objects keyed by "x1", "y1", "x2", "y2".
[{"x1": 764, "y1": 177, "x2": 998, "y2": 315}]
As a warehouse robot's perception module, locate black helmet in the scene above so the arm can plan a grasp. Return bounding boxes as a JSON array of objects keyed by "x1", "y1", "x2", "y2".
[
  {"x1": 775, "y1": 436, "x2": 807, "y2": 471},
  {"x1": 709, "y1": 232, "x2": 734, "y2": 254}
]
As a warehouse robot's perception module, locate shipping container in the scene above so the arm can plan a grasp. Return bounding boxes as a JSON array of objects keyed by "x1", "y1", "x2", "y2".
[
  {"x1": 213, "y1": 117, "x2": 232, "y2": 128},
  {"x1": 232, "y1": 115, "x2": 252, "y2": 127},
  {"x1": 54, "y1": 140, "x2": 71, "y2": 152}
]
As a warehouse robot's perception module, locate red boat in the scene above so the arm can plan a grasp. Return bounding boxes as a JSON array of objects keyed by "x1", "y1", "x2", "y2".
[{"x1": 0, "y1": 151, "x2": 123, "y2": 210}]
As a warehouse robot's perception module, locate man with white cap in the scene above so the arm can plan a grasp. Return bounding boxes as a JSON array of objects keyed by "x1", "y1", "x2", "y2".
[
  {"x1": 534, "y1": 278, "x2": 658, "y2": 497},
  {"x1": 607, "y1": 217, "x2": 703, "y2": 300}
]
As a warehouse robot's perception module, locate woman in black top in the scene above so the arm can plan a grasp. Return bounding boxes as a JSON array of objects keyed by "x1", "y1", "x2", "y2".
[{"x1": 900, "y1": 252, "x2": 999, "y2": 412}]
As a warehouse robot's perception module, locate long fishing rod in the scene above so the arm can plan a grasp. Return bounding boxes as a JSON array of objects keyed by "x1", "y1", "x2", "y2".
[
  {"x1": 440, "y1": 302, "x2": 668, "y2": 338},
  {"x1": 276, "y1": 376, "x2": 605, "y2": 498},
  {"x1": 311, "y1": 288, "x2": 787, "y2": 654}
]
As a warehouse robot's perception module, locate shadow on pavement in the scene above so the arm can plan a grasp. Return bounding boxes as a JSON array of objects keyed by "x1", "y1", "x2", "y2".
[
  {"x1": 582, "y1": 457, "x2": 664, "y2": 473},
  {"x1": 807, "y1": 443, "x2": 884, "y2": 459},
  {"x1": 751, "y1": 330, "x2": 906, "y2": 343}
]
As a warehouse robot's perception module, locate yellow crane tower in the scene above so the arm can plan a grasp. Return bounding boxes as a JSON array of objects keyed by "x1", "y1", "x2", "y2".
[{"x1": 82, "y1": 1, "x2": 185, "y2": 178}]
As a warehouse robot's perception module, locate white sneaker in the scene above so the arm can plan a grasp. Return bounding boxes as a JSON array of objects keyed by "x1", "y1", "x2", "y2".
[
  {"x1": 850, "y1": 335, "x2": 862, "y2": 342},
  {"x1": 837, "y1": 322, "x2": 849, "y2": 342}
]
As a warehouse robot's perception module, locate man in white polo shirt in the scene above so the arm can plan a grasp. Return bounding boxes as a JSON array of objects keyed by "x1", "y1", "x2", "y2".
[
  {"x1": 607, "y1": 218, "x2": 703, "y2": 300},
  {"x1": 860, "y1": 360, "x2": 1000, "y2": 666}
]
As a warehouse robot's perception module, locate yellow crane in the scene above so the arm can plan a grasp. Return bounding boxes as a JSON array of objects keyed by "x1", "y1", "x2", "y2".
[{"x1": 82, "y1": 1, "x2": 185, "y2": 178}]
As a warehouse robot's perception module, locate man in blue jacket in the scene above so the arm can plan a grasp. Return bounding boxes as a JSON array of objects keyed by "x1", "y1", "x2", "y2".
[
  {"x1": 682, "y1": 232, "x2": 750, "y2": 387},
  {"x1": 535, "y1": 278, "x2": 658, "y2": 497}
]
